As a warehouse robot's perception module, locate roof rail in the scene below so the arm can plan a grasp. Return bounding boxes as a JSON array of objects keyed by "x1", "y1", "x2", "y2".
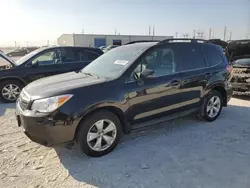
[
  {"x1": 158, "y1": 38, "x2": 210, "y2": 44},
  {"x1": 125, "y1": 40, "x2": 160, "y2": 45}
]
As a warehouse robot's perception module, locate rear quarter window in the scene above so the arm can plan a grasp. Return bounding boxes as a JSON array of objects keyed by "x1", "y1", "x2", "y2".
[
  {"x1": 203, "y1": 45, "x2": 224, "y2": 67},
  {"x1": 178, "y1": 44, "x2": 206, "y2": 71}
]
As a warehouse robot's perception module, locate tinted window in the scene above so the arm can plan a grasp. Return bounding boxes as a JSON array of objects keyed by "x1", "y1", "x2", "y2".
[
  {"x1": 132, "y1": 45, "x2": 180, "y2": 79},
  {"x1": 203, "y1": 45, "x2": 223, "y2": 66},
  {"x1": 179, "y1": 44, "x2": 206, "y2": 71},
  {"x1": 61, "y1": 48, "x2": 81, "y2": 63},
  {"x1": 86, "y1": 51, "x2": 100, "y2": 60}
]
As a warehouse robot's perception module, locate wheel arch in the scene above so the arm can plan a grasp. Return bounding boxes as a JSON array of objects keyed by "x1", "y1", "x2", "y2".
[
  {"x1": 0, "y1": 77, "x2": 27, "y2": 86},
  {"x1": 74, "y1": 105, "x2": 130, "y2": 140},
  {"x1": 206, "y1": 82, "x2": 227, "y2": 106}
]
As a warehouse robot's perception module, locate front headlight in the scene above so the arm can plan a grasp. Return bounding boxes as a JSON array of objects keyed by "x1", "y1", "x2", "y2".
[{"x1": 31, "y1": 94, "x2": 73, "y2": 113}]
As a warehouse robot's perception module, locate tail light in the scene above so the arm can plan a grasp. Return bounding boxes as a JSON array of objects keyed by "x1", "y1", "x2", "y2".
[{"x1": 226, "y1": 65, "x2": 233, "y2": 73}]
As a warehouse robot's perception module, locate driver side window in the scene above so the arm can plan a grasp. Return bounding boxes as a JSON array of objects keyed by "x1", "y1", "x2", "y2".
[
  {"x1": 130, "y1": 46, "x2": 177, "y2": 80},
  {"x1": 31, "y1": 50, "x2": 60, "y2": 66}
]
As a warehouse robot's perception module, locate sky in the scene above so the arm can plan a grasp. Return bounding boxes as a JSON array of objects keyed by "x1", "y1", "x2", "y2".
[{"x1": 0, "y1": 0, "x2": 249, "y2": 46}]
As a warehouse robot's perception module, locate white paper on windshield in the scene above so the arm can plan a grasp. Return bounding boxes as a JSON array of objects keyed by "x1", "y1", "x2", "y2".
[{"x1": 114, "y1": 60, "x2": 129, "y2": 66}]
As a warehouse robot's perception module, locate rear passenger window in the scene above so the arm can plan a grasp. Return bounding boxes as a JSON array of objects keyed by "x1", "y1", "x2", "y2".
[
  {"x1": 61, "y1": 48, "x2": 80, "y2": 63},
  {"x1": 85, "y1": 51, "x2": 100, "y2": 61},
  {"x1": 203, "y1": 45, "x2": 223, "y2": 67},
  {"x1": 179, "y1": 45, "x2": 206, "y2": 71},
  {"x1": 61, "y1": 48, "x2": 89, "y2": 63}
]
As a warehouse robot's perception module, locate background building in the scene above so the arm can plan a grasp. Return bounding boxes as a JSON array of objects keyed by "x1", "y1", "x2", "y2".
[{"x1": 57, "y1": 34, "x2": 173, "y2": 47}]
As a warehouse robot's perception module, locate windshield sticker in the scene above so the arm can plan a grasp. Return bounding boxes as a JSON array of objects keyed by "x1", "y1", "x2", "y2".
[{"x1": 114, "y1": 60, "x2": 129, "y2": 66}]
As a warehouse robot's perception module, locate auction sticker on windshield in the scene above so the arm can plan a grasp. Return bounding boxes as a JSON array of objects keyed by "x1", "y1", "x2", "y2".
[{"x1": 114, "y1": 60, "x2": 129, "y2": 66}]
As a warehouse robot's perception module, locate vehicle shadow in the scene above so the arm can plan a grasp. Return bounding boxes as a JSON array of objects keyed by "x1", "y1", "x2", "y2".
[
  {"x1": 55, "y1": 104, "x2": 250, "y2": 188},
  {"x1": 0, "y1": 102, "x2": 15, "y2": 116}
]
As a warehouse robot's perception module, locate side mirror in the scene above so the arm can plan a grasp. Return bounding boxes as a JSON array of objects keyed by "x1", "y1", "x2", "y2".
[
  {"x1": 140, "y1": 69, "x2": 155, "y2": 79},
  {"x1": 32, "y1": 61, "x2": 39, "y2": 68}
]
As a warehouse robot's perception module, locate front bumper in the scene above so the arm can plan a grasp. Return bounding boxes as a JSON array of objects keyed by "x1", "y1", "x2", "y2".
[{"x1": 16, "y1": 100, "x2": 78, "y2": 147}]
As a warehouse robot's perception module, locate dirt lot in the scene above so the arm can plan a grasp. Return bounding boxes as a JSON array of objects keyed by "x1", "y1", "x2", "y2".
[{"x1": 0, "y1": 97, "x2": 250, "y2": 188}]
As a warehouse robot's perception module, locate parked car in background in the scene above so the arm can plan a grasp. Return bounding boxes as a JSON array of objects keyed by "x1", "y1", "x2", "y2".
[
  {"x1": 99, "y1": 46, "x2": 106, "y2": 51},
  {"x1": 226, "y1": 40, "x2": 250, "y2": 95},
  {"x1": 6, "y1": 47, "x2": 39, "y2": 57},
  {"x1": 16, "y1": 39, "x2": 232, "y2": 157},
  {"x1": 206, "y1": 39, "x2": 228, "y2": 50},
  {"x1": 0, "y1": 46, "x2": 103, "y2": 103},
  {"x1": 103, "y1": 45, "x2": 119, "y2": 53}
]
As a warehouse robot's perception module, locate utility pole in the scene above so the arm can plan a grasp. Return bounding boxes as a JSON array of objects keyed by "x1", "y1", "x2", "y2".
[
  {"x1": 193, "y1": 30, "x2": 196, "y2": 39},
  {"x1": 149, "y1": 26, "x2": 151, "y2": 36},
  {"x1": 175, "y1": 32, "x2": 178, "y2": 38},
  {"x1": 209, "y1": 28, "x2": 212, "y2": 39},
  {"x1": 229, "y1": 32, "x2": 232, "y2": 40},
  {"x1": 223, "y1": 26, "x2": 227, "y2": 41},
  {"x1": 152, "y1": 26, "x2": 155, "y2": 36},
  {"x1": 115, "y1": 29, "x2": 117, "y2": 35}
]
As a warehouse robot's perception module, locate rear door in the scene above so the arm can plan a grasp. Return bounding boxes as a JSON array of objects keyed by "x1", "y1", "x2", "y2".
[
  {"x1": 60, "y1": 47, "x2": 101, "y2": 71},
  {"x1": 177, "y1": 43, "x2": 209, "y2": 110},
  {"x1": 125, "y1": 44, "x2": 183, "y2": 124}
]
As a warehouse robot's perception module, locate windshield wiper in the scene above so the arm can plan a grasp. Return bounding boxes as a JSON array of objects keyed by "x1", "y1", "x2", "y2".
[{"x1": 82, "y1": 72, "x2": 99, "y2": 79}]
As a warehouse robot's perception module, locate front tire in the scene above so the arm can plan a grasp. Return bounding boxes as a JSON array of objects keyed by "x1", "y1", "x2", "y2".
[
  {"x1": 199, "y1": 90, "x2": 223, "y2": 122},
  {"x1": 76, "y1": 110, "x2": 122, "y2": 157},
  {"x1": 0, "y1": 80, "x2": 24, "y2": 103}
]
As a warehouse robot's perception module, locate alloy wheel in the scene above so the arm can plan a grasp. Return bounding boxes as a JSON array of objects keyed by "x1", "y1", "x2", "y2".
[
  {"x1": 206, "y1": 96, "x2": 221, "y2": 118},
  {"x1": 87, "y1": 119, "x2": 117, "y2": 152},
  {"x1": 1, "y1": 84, "x2": 21, "y2": 101}
]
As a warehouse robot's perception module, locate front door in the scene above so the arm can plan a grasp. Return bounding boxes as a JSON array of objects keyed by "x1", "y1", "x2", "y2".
[
  {"x1": 125, "y1": 44, "x2": 183, "y2": 125},
  {"x1": 21, "y1": 49, "x2": 66, "y2": 82}
]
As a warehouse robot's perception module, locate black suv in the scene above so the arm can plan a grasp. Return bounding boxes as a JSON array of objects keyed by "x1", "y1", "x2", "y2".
[
  {"x1": 0, "y1": 46, "x2": 103, "y2": 103},
  {"x1": 16, "y1": 39, "x2": 233, "y2": 157}
]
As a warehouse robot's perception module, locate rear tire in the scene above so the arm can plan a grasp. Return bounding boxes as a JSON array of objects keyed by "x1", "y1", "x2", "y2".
[
  {"x1": 76, "y1": 110, "x2": 122, "y2": 157},
  {"x1": 199, "y1": 90, "x2": 223, "y2": 122},
  {"x1": 0, "y1": 80, "x2": 24, "y2": 103}
]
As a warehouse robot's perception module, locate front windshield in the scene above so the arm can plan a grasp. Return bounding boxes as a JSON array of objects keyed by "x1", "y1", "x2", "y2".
[
  {"x1": 234, "y1": 58, "x2": 250, "y2": 65},
  {"x1": 15, "y1": 47, "x2": 44, "y2": 65},
  {"x1": 82, "y1": 44, "x2": 151, "y2": 78}
]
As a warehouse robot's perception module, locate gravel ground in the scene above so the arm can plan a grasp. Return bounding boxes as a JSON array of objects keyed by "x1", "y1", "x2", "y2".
[{"x1": 0, "y1": 97, "x2": 250, "y2": 188}]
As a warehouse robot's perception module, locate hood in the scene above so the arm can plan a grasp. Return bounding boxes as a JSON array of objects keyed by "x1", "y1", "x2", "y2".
[
  {"x1": 24, "y1": 71, "x2": 106, "y2": 99},
  {"x1": 0, "y1": 52, "x2": 16, "y2": 67},
  {"x1": 225, "y1": 40, "x2": 250, "y2": 62}
]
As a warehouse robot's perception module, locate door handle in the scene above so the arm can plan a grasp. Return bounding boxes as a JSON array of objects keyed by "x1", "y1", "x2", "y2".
[{"x1": 169, "y1": 80, "x2": 180, "y2": 86}]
